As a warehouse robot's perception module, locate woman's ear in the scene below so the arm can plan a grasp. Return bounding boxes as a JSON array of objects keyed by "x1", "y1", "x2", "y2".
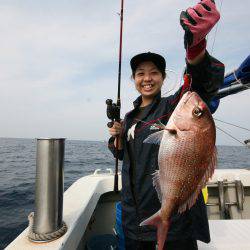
[{"x1": 162, "y1": 74, "x2": 166, "y2": 82}]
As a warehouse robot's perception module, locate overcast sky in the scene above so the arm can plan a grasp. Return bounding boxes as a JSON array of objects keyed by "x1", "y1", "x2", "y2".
[{"x1": 0, "y1": 0, "x2": 249, "y2": 145}]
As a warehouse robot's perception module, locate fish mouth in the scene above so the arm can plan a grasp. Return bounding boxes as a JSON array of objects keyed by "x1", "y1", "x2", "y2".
[
  {"x1": 183, "y1": 91, "x2": 203, "y2": 106},
  {"x1": 183, "y1": 91, "x2": 192, "y2": 104}
]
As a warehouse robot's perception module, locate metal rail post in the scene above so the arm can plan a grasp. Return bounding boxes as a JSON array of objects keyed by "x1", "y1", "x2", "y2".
[{"x1": 29, "y1": 138, "x2": 67, "y2": 242}]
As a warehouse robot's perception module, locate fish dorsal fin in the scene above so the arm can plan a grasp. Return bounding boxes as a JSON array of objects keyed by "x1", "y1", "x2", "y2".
[
  {"x1": 152, "y1": 170, "x2": 162, "y2": 203},
  {"x1": 143, "y1": 131, "x2": 164, "y2": 145}
]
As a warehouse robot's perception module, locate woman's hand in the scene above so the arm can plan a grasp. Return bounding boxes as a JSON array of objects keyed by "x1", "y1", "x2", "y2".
[
  {"x1": 108, "y1": 121, "x2": 123, "y2": 137},
  {"x1": 180, "y1": 0, "x2": 220, "y2": 48},
  {"x1": 108, "y1": 121, "x2": 124, "y2": 150},
  {"x1": 180, "y1": 0, "x2": 220, "y2": 64}
]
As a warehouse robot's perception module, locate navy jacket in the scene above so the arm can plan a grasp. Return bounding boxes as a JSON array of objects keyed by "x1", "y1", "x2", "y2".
[{"x1": 108, "y1": 52, "x2": 224, "y2": 242}]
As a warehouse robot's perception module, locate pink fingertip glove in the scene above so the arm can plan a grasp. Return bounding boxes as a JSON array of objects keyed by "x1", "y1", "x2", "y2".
[{"x1": 182, "y1": 0, "x2": 220, "y2": 47}]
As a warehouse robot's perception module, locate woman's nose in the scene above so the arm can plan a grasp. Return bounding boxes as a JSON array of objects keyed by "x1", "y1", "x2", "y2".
[{"x1": 144, "y1": 73, "x2": 152, "y2": 82}]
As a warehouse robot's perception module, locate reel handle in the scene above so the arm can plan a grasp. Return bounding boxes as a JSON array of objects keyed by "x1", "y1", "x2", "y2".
[{"x1": 107, "y1": 121, "x2": 114, "y2": 128}]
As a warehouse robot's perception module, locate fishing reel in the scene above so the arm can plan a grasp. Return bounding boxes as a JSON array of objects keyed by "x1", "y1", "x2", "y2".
[{"x1": 106, "y1": 99, "x2": 120, "y2": 128}]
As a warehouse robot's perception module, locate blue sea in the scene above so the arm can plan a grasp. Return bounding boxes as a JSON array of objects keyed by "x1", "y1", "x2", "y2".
[{"x1": 0, "y1": 138, "x2": 250, "y2": 249}]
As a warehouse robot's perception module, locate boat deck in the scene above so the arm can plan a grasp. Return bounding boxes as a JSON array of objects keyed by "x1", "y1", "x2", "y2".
[{"x1": 6, "y1": 169, "x2": 250, "y2": 250}]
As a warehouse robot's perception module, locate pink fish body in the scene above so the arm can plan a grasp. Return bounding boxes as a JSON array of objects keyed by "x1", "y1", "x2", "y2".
[{"x1": 141, "y1": 91, "x2": 217, "y2": 250}]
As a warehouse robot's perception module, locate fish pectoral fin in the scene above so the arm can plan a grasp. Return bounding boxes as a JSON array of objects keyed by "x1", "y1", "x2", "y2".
[
  {"x1": 140, "y1": 211, "x2": 170, "y2": 250},
  {"x1": 143, "y1": 131, "x2": 164, "y2": 145},
  {"x1": 152, "y1": 170, "x2": 162, "y2": 202}
]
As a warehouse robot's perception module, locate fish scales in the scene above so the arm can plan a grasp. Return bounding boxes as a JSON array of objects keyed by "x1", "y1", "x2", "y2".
[{"x1": 160, "y1": 134, "x2": 202, "y2": 204}]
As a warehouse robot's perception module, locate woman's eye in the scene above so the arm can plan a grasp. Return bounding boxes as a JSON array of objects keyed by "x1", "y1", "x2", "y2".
[
  {"x1": 192, "y1": 107, "x2": 203, "y2": 117},
  {"x1": 136, "y1": 72, "x2": 144, "y2": 77}
]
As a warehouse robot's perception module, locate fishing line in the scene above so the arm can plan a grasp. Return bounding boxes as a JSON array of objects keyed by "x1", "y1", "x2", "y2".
[
  {"x1": 178, "y1": 66, "x2": 189, "y2": 91},
  {"x1": 214, "y1": 118, "x2": 250, "y2": 132},
  {"x1": 162, "y1": 68, "x2": 179, "y2": 96},
  {"x1": 134, "y1": 112, "x2": 172, "y2": 133},
  {"x1": 134, "y1": 118, "x2": 164, "y2": 130},
  {"x1": 165, "y1": 0, "x2": 221, "y2": 98},
  {"x1": 162, "y1": 65, "x2": 189, "y2": 100},
  {"x1": 216, "y1": 125, "x2": 247, "y2": 147},
  {"x1": 210, "y1": 0, "x2": 223, "y2": 55}
]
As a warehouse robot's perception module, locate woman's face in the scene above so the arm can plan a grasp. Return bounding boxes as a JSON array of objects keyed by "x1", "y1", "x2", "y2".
[{"x1": 134, "y1": 61, "x2": 164, "y2": 100}]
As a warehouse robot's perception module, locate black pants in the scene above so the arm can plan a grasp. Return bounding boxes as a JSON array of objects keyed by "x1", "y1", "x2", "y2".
[{"x1": 124, "y1": 237, "x2": 198, "y2": 250}]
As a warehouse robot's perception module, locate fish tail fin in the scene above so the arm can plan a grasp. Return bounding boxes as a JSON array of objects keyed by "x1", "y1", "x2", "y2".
[{"x1": 140, "y1": 211, "x2": 170, "y2": 250}]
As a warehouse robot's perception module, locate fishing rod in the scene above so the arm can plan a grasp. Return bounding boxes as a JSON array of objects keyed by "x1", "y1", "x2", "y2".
[{"x1": 106, "y1": 0, "x2": 124, "y2": 193}]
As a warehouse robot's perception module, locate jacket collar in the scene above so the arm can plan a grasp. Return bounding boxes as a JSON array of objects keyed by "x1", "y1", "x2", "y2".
[{"x1": 126, "y1": 91, "x2": 162, "y2": 123}]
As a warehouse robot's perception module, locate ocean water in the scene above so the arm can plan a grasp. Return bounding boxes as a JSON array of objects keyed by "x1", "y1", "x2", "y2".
[{"x1": 0, "y1": 138, "x2": 250, "y2": 249}]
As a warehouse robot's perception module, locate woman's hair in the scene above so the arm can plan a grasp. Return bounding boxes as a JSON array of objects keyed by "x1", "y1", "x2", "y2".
[{"x1": 130, "y1": 52, "x2": 166, "y2": 79}]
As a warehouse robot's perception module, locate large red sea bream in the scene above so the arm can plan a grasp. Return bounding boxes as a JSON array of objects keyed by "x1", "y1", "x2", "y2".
[{"x1": 141, "y1": 91, "x2": 217, "y2": 250}]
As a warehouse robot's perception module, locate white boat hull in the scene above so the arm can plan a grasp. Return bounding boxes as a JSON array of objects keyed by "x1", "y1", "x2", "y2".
[{"x1": 6, "y1": 169, "x2": 250, "y2": 250}]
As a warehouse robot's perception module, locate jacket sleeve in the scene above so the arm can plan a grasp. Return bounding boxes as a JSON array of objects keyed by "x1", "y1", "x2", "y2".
[
  {"x1": 107, "y1": 115, "x2": 128, "y2": 161},
  {"x1": 108, "y1": 136, "x2": 124, "y2": 161},
  {"x1": 186, "y1": 51, "x2": 225, "y2": 104}
]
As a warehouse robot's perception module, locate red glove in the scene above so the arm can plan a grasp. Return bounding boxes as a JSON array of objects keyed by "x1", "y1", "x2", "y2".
[{"x1": 180, "y1": 0, "x2": 220, "y2": 48}]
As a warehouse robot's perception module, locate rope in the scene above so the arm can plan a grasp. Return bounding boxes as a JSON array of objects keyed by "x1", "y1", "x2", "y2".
[
  {"x1": 216, "y1": 126, "x2": 247, "y2": 147},
  {"x1": 233, "y1": 70, "x2": 250, "y2": 89},
  {"x1": 28, "y1": 212, "x2": 67, "y2": 242},
  {"x1": 233, "y1": 70, "x2": 243, "y2": 85}
]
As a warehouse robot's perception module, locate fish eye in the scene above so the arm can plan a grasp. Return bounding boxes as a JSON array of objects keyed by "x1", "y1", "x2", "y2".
[{"x1": 192, "y1": 107, "x2": 203, "y2": 117}]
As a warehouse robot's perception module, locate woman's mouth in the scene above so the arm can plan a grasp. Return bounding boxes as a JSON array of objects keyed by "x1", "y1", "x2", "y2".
[{"x1": 142, "y1": 84, "x2": 154, "y2": 91}]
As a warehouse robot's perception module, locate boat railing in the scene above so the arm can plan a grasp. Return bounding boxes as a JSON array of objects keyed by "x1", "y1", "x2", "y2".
[
  {"x1": 206, "y1": 179, "x2": 245, "y2": 219},
  {"x1": 29, "y1": 138, "x2": 68, "y2": 243},
  {"x1": 93, "y1": 168, "x2": 114, "y2": 175}
]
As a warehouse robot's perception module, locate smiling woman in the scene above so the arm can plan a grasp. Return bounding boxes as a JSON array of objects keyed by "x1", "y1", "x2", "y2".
[
  {"x1": 108, "y1": 49, "x2": 224, "y2": 250},
  {"x1": 134, "y1": 61, "x2": 165, "y2": 106},
  {"x1": 130, "y1": 52, "x2": 166, "y2": 106},
  {"x1": 107, "y1": 1, "x2": 226, "y2": 249}
]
